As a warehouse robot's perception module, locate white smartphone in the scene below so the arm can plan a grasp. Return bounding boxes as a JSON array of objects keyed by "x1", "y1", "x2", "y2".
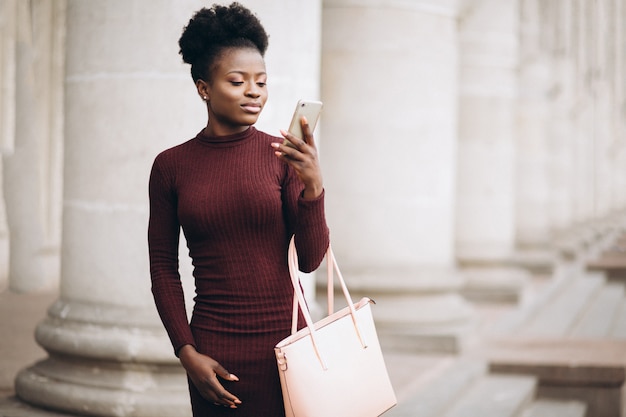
[{"x1": 285, "y1": 99, "x2": 323, "y2": 146}]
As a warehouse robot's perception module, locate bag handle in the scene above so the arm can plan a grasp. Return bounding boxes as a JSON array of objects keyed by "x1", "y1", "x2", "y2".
[{"x1": 287, "y1": 237, "x2": 368, "y2": 370}]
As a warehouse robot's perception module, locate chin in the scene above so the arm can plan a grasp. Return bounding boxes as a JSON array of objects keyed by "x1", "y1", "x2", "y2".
[{"x1": 243, "y1": 115, "x2": 261, "y2": 125}]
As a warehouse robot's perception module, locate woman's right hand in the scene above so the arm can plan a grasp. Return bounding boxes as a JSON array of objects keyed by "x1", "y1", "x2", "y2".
[{"x1": 178, "y1": 345, "x2": 242, "y2": 408}]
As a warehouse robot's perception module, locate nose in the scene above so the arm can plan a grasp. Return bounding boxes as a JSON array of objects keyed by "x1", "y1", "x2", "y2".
[{"x1": 246, "y1": 82, "x2": 261, "y2": 97}]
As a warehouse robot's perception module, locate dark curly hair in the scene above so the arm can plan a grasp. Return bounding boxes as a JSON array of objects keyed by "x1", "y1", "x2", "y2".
[{"x1": 178, "y1": 2, "x2": 269, "y2": 83}]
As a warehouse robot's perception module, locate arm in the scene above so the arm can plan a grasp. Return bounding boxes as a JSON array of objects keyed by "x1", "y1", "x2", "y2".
[
  {"x1": 272, "y1": 117, "x2": 330, "y2": 271},
  {"x1": 148, "y1": 156, "x2": 195, "y2": 353},
  {"x1": 148, "y1": 156, "x2": 241, "y2": 408}
]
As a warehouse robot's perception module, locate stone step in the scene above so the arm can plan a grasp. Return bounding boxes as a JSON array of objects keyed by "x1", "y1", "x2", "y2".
[
  {"x1": 461, "y1": 267, "x2": 531, "y2": 304},
  {"x1": 586, "y1": 245, "x2": 626, "y2": 282},
  {"x1": 569, "y1": 283, "x2": 624, "y2": 338},
  {"x1": 517, "y1": 274, "x2": 604, "y2": 337},
  {"x1": 488, "y1": 267, "x2": 574, "y2": 337},
  {"x1": 440, "y1": 374, "x2": 536, "y2": 417},
  {"x1": 488, "y1": 339, "x2": 626, "y2": 417},
  {"x1": 386, "y1": 359, "x2": 486, "y2": 417},
  {"x1": 520, "y1": 399, "x2": 586, "y2": 417}
]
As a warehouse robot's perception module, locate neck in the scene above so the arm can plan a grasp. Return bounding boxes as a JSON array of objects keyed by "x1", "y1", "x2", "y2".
[{"x1": 204, "y1": 121, "x2": 251, "y2": 137}]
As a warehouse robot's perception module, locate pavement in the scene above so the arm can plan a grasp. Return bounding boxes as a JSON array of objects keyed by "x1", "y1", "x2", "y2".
[
  {"x1": 0, "y1": 288, "x2": 457, "y2": 417},
  {"x1": 0, "y1": 289, "x2": 70, "y2": 416},
  {"x1": 0, "y1": 289, "x2": 55, "y2": 396}
]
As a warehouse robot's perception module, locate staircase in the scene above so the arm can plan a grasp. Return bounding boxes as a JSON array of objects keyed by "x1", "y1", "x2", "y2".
[
  {"x1": 480, "y1": 238, "x2": 626, "y2": 417},
  {"x1": 386, "y1": 358, "x2": 586, "y2": 417},
  {"x1": 489, "y1": 269, "x2": 626, "y2": 340},
  {"x1": 384, "y1": 232, "x2": 626, "y2": 417}
]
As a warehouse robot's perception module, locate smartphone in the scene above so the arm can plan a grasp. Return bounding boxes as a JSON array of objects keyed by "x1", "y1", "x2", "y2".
[{"x1": 285, "y1": 100, "x2": 323, "y2": 146}]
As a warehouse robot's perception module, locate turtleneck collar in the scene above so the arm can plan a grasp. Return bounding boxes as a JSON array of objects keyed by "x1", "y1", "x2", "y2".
[{"x1": 196, "y1": 126, "x2": 256, "y2": 147}]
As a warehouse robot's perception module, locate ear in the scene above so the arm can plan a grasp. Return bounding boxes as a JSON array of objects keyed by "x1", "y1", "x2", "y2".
[{"x1": 196, "y1": 79, "x2": 210, "y2": 101}]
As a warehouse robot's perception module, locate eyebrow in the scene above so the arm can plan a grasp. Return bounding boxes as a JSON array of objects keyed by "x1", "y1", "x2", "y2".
[{"x1": 226, "y1": 70, "x2": 267, "y2": 76}]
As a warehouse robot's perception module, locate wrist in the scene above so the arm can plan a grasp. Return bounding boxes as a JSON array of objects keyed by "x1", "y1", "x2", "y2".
[
  {"x1": 302, "y1": 183, "x2": 323, "y2": 200},
  {"x1": 178, "y1": 344, "x2": 198, "y2": 366}
]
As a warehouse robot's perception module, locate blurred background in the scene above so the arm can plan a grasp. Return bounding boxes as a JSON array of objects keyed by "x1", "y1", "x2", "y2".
[{"x1": 0, "y1": 0, "x2": 624, "y2": 416}]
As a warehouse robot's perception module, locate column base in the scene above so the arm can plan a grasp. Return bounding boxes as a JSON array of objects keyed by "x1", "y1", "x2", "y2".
[
  {"x1": 510, "y1": 247, "x2": 556, "y2": 274},
  {"x1": 15, "y1": 356, "x2": 190, "y2": 417},
  {"x1": 461, "y1": 266, "x2": 531, "y2": 304},
  {"x1": 14, "y1": 298, "x2": 191, "y2": 417},
  {"x1": 372, "y1": 294, "x2": 477, "y2": 354}
]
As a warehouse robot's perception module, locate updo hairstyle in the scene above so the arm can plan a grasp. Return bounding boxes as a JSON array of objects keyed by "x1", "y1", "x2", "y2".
[{"x1": 178, "y1": 2, "x2": 269, "y2": 83}]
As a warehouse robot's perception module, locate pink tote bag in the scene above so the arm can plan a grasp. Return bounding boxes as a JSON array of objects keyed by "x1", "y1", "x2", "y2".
[{"x1": 274, "y1": 238, "x2": 397, "y2": 417}]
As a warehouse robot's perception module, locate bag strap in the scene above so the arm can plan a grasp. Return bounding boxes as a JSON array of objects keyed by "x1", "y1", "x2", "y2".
[{"x1": 287, "y1": 237, "x2": 368, "y2": 370}]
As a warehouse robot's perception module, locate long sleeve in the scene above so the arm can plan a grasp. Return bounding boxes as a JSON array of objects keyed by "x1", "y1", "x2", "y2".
[
  {"x1": 282, "y1": 164, "x2": 330, "y2": 273},
  {"x1": 148, "y1": 155, "x2": 196, "y2": 355}
]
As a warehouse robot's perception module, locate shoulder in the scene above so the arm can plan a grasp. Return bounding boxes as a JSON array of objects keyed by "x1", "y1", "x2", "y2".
[
  {"x1": 153, "y1": 138, "x2": 196, "y2": 166},
  {"x1": 155, "y1": 138, "x2": 196, "y2": 160},
  {"x1": 150, "y1": 138, "x2": 197, "y2": 184}
]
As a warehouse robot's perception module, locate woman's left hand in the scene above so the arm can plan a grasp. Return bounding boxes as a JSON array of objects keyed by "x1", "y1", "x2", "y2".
[{"x1": 272, "y1": 116, "x2": 323, "y2": 199}]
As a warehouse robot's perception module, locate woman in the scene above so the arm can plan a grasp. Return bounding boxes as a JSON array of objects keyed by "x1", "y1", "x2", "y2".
[{"x1": 148, "y1": 3, "x2": 329, "y2": 416}]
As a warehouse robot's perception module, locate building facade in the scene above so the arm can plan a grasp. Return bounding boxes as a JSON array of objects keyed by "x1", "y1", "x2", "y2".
[{"x1": 0, "y1": 0, "x2": 624, "y2": 415}]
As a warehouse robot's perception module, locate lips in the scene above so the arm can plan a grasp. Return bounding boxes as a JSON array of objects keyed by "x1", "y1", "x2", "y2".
[{"x1": 241, "y1": 103, "x2": 262, "y2": 114}]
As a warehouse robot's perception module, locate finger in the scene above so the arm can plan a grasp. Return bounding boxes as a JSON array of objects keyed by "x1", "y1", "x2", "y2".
[
  {"x1": 215, "y1": 390, "x2": 242, "y2": 408},
  {"x1": 299, "y1": 116, "x2": 315, "y2": 146},
  {"x1": 199, "y1": 364, "x2": 241, "y2": 408},
  {"x1": 204, "y1": 381, "x2": 242, "y2": 408},
  {"x1": 279, "y1": 131, "x2": 306, "y2": 151},
  {"x1": 213, "y1": 363, "x2": 239, "y2": 382},
  {"x1": 271, "y1": 142, "x2": 305, "y2": 162}
]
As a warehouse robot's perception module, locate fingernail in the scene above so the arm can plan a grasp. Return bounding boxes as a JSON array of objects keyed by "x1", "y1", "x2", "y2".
[
  {"x1": 230, "y1": 374, "x2": 239, "y2": 381},
  {"x1": 271, "y1": 142, "x2": 280, "y2": 148}
]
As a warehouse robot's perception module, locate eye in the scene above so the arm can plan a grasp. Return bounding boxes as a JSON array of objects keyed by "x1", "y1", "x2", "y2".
[
  {"x1": 257, "y1": 82, "x2": 267, "y2": 88},
  {"x1": 230, "y1": 81, "x2": 244, "y2": 86}
]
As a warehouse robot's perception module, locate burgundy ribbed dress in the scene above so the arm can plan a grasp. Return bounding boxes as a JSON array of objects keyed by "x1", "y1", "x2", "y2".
[{"x1": 148, "y1": 126, "x2": 329, "y2": 416}]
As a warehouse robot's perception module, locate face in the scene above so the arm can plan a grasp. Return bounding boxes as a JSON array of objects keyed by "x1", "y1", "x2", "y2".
[{"x1": 197, "y1": 47, "x2": 268, "y2": 136}]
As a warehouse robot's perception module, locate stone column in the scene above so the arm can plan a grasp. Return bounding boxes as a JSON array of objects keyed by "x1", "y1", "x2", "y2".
[
  {"x1": 322, "y1": 0, "x2": 475, "y2": 352},
  {"x1": 614, "y1": 0, "x2": 626, "y2": 211},
  {"x1": 453, "y1": 0, "x2": 537, "y2": 304},
  {"x1": 573, "y1": 1, "x2": 596, "y2": 227},
  {"x1": 513, "y1": 0, "x2": 554, "y2": 270},
  {"x1": 2, "y1": 0, "x2": 64, "y2": 293},
  {"x1": 589, "y1": 0, "x2": 613, "y2": 221},
  {"x1": 595, "y1": 0, "x2": 625, "y2": 219},
  {"x1": 546, "y1": 1, "x2": 576, "y2": 240},
  {"x1": 0, "y1": 0, "x2": 17, "y2": 291},
  {"x1": 15, "y1": 1, "x2": 322, "y2": 416},
  {"x1": 455, "y1": 0, "x2": 520, "y2": 265},
  {"x1": 560, "y1": 0, "x2": 604, "y2": 259}
]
